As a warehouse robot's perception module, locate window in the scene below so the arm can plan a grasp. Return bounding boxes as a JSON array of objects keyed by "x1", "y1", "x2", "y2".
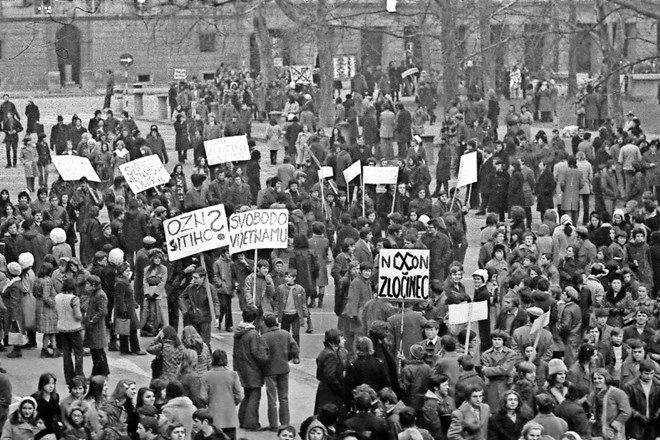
[
  {"x1": 624, "y1": 22, "x2": 637, "y2": 59},
  {"x1": 199, "y1": 32, "x2": 216, "y2": 53},
  {"x1": 202, "y1": 72, "x2": 215, "y2": 81},
  {"x1": 137, "y1": 74, "x2": 151, "y2": 82}
]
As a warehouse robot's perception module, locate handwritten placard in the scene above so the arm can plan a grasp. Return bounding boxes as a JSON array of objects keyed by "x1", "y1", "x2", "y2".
[
  {"x1": 228, "y1": 209, "x2": 289, "y2": 254},
  {"x1": 164, "y1": 204, "x2": 230, "y2": 261},
  {"x1": 51, "y1": 156, "x2": 101, "y2": 182},
  {"x1": 204, "y1": 135, "x2": 251, "y2": 165},
  {"x1": 119, "y1": 155, "x2": 170, "y2": 193}
]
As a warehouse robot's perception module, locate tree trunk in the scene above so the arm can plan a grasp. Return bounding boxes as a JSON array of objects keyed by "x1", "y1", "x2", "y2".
[
  {"x1": 317, "y1": 24, "x2": 335, "y2": 127},
  {"x1": 479, "y1": 3, "x2": 495, "y2": 94},
  {"x1": 440, "y1": 0, "x2": 458, "y2": 106},
  {"x1": 567, "y1": 0, "x2": 578, "y2": 97},
  {"x1": 597, "y1": 0, "x2": 625, "y2": 128},
  {"x1": 253, "y1": 2, "x2": 275, "y2": 84}
]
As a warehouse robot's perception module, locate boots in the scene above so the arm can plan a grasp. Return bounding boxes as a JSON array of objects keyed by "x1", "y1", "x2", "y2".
[
  {"x1": 308, "y1": 298, "x2": 316, "y2": 309},
  {"x1": 317, "y1": 294, "x2": 324, "y2": 309},
  {"x1": 108, "y1": 333, "x2": 119, "y2": 352},
  {"x1": 7, "y1": 347, "x2": 22, "y2": 358}
]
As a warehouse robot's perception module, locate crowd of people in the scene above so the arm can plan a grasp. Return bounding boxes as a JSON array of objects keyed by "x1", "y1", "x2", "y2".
[{"x1": 0, "y1": 59, "x2": 660, "y2": 440}]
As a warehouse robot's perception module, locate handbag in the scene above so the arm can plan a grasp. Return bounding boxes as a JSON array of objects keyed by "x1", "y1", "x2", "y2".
[
  {"x1": 114, "y1": 318, "x2": 131, "y2": 336},
  {"x1": 8, "y1": 321, "x2": 28, "y2": 346}
]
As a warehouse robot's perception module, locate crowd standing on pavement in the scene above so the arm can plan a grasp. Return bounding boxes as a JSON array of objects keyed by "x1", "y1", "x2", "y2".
[{"x1": 0, "y1": 61, "x2": 660, "y2": 440}]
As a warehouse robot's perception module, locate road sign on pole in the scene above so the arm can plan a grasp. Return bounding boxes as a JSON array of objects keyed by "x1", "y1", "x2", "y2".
[{"x1": 119, "y1": 53, "x2": 134, "y2": 67}]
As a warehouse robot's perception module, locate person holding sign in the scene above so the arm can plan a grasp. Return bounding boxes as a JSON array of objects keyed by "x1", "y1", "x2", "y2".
[{"x1": 179, "y1": 267, "x2": 220, "y2": 345}]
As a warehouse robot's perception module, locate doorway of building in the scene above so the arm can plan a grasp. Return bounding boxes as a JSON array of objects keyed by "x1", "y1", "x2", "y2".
[{"x1": 55, "y1": 24, "x2": 81, "y2": 85}]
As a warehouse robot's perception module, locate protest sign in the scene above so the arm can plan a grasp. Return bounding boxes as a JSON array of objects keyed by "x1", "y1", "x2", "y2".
[
  {"x1": 119, "y1": 155, "x2": 170, "y2": 194},
  {"x1": 228, "y1": 209, "x2": 289, "y2": 254},
  {"x1": 204, "y1": 135, "x2": 251, "y2": 165},
  {"x1": 318, "y1": 166, "x2": 333, "y2": 179},
  {"x1": 333, "y1": 55, "x2": 356, "y2": 81},
  {"x1": 289, "y1": 65, "x2": 314, "y2": 84},
  {"x1": 530, "y1": 310, "x2": 551, "y2": 335},
  {"x1": 363, "y1": 166, "x2": 399, "y2": 185},
  {"x1": 51, "y1": 156, "x2": 101, "y2": 182},
  {"x1": 343, "y1": 161, "x2": 361, "y2": 183},
  {"x1": 447, "y1": 301, "x2": 489, "y2": 325},
  {"x1": 456, "y1": 151, "x2": 478, "y2": 187},
  {"x1": 164, "y1": 204, "x2": 230, "y2": 261},
  {"x1": 174, "y1": 68, "x2": 187, "y2": 80},
  {"x1": 378, "y1": 249, "x2": 430, "y2": 301}
]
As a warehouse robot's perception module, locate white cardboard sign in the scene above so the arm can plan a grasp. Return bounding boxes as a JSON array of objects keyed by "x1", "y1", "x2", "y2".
[
  {"x1": 164, "y1": 204, "x2": 230, "y2": 261},
  {"x1": 119, "y1": 155, "x2": 170, "y2": 193},
  {"x1": 456, "y1": 151, "x2": 478, "y2": 187},
  {"x1": 343, "y1": 161, "x2": 361, "y2": 183},
  {"x1": 228, "y1": 209, "x2": 289, "y2": 254},
  {"x1": 363, "y1": 166, "x2": 399, "y2": 185},
  {"x1": 204, "y1": 135, "x2": 251, "y2": 165},
  {"x1": 51, "y1": 156, "x2": 101, "y2": 182},
  {"x1": 448, "y1": 301, "x2": 489, "y2": 325}
]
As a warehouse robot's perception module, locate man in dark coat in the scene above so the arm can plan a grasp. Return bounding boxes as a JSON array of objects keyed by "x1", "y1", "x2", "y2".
[
  {"x1": 50, "y1": 115, "x2": 69, "y2": 155},
  {"x1": 622, "y1": 359, "x2": 660, "y2": 440},
  {"x1": 260, "y1": 313, "x2": 299, "y2": 430},
  {"x1": 121, "y1": 198, "x2": 149, "y2": 267},
  {"x1": 314, "y1": 329, "x2": 346, "y2": 415},
  {"x1": 179, "y1": 267, "x2": 220, "y2": 345},
  {"x1": 420, "y1": 219, "x2": 452, "y2": 283},
  {"x1": 394, "y1": 102, "x2": 412, "y2": 159},
  {"x1": 233, "y1": 308, "x2": 269, "y2": 431},
  {"x1": 284, "y1": 116, "x2": 303, "y2": 158},
  {"x1": 488, "y1": 158, "x2": 510, "y2": 222}
]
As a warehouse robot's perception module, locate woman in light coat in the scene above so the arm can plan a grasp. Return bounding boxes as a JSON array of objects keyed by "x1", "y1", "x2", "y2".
[
  {"x1": 559, "y1": 157, "x2": 585, "y2": 225},
  {"x1": 200, "y1": 349, "x2": 243, "y2": 439},
  {"x1": 379, "y1": 104, "x2": 395, "y2": 160},
  {"x1": 1, "y1": 397, "x2": 38, "y2": 440},
  {"x1": 19, "y1": 138, "x2": 38, "y2": 193}
]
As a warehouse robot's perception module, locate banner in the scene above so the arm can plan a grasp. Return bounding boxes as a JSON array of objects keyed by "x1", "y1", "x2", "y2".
[
  {"x1": 228, "y1": 209, "x2": 289, "y2": 254},
  {"x1": 378, "y1": 249, "x2": 430, "y2": 301},
  {"x1": 401, "y1": 67, "x2": 419, "y2": 79},
  {"x1": 456, "y1": 151, "x2": 478, "y2": 187},
  {"x1": 51, "y1": 156, "x2": 101, "y2": 182},
  {"x1": 448, "y1": 301, "x2": 489, "y2": 325},
  {"x1": 204, "y1": 135, "x2": 251, "y2": 165},
  {"x1": 333, "y1": 55, "x2": 356, "y2": 81},
  {"x1": 343, "y1": 161, "x2": 361, "y2": 183},
  {"x1": 119, "y1": 155, "x2": 170, "y2": 194},
  {"x1": 164, "y1": 204, "x2": 230, "y2": 261},
  {"x1": 289, "y1": 65, "x2": 314, "y2": 84},
  {"x1": 363, "y1": 166, "x2": 399, "y2": 185}
]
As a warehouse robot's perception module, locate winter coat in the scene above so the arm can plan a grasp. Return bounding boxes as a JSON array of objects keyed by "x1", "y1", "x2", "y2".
[
  {"x1": 314, "y1": 342, "x2": 346, "y2": 413},
  {"x1": 288, "y1": 249, "x2": 319, "y2": 295},
  {"x1": 121, "y1": 208, "x2": 148, "y2": 253},
  {"x1": 2, "y1": 278, "x2": 25, "y2": 332},
  {"x1": 535, "y1": 167, "x2": 555, "y2": 213},
  {"x1": 1, "y1": 419, "x2": 37, "y2": 440},
  {"x1": 161, "y1": 397, "x2": 196, "y2": 440},
  {"x1": 436, "y1": 146, "x2": 452, "y2": 183},
  {"x1": 308, "y1": 235, "x2": 330, "y2": 287},
  {"x1": 232, "y1": 322, "x2": 268, "y2": 388},
  {"x1": 421, "y1": 232, "x2": 452, "y2": 282},
  {"x1": 394, "y1": 109, "x2": 412, "y2": 144},
  {"x1": 481, "y1": 346, "x2": 521, "y2": 412},
  {"x1": 588, "y1": 386, "x2": 631, "y2": 440},
  {"x1": 261, "y1": 326, "x2": 299, "y2": 376},
  {"x1": 174, "y1": 120, "x2": 190, "y2": 151},
  {"x1": 345, "y1": 355, "x2": 391, "y2": 398},
  {"x1": 380, "y1": 110, "x2": 395, "y2": 139},
  {"x1": 577, "y1": 160, "x2": 594, "y2": 195},
  {"x1": 276, "y1": 284, "x2": 309, "y2": 321},
  {"x1": 34, "y1": 276, "x2": 58, "y2": 334},
  {"x1": 559, "y1": 168, "x2": 585, "y2": 211},
  {"x1": 488, "y1": 170, "x2": 510, "y2": 212},
  {"x1": 113, "y1": 275, "x2": 139, "y2": 330},
  {"x1": 555, "y1": 399, "x2": 591, "y2": 439},
  {"x1": 147, "y1": 340, "x2": 184, "y2": 382},
  {"x1": 488, "y1": 411, "x2": 531, "y2": 440},
  {"x1": 83, "y1": 288, "x2": 107, "y2": 349},
  {"x1": 508, "y1": 169, "x2": 534, "y2": 208},
  {"x1": 447, "y1": 401, "x2": 490, "y2": 440},
  {"x1": 343, "y1": 276, "x2": 372, "y2": 333},
  {"x1": 200, "y1": 367, "x2": 243, "y2": 429},
  {"x1": 622, "y1": 378, "x2": 660, "y2": 440}
]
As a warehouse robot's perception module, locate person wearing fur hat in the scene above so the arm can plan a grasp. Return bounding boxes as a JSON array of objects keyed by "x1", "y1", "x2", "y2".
[
  {"x1": 1, "y1": 396, "x2": 38, "y2": 440},
  {"x1": 3, "y1": 261, "x2": 26, "y2": 357},
  {"x1": 540, "y1": 359, "x2": 570, "y2": 406},
  {"x1": 49, "y1": 228, "x2": 72, "y2": 261},
  {"x1": 481, "y1": 330, "x2": 520, "y2": 412}
]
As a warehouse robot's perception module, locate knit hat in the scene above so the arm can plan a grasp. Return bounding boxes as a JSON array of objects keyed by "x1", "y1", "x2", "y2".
[
  {"x1": 50, "y1": 227, "x2": 67, "y2": 245},
  {"x1": 143, "y1": 236, "x2": 157, "y2": 245},
  {"x1": 7, "y1": 262, "x2": 22, "y2": 277},
  {"x1": 108, "y1": 248, "x2": 125, "y2": 266},
  {"x1": 613, "y1": 209, "x2": 625, "y2": 220},
  {"x1": 472, "y1": 269, "x2": 489, "y2": 283},
  {"x1": 547, "y1": 359, "x2": 568, "y2": 376},
  {"x1": 18, "y1": 252, "x2": 34, "y2": 270},
  {"x1": 560, "y1": 214, "x2": 572, "y2": 225},
  {"x1": 410, "y1": 344, "x2": 425, "y2": 360}
]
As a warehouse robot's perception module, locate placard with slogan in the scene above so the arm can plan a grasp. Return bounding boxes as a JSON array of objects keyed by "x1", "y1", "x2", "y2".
[
  {"x1": 204, "y1": 135, "x2": 251, "y2": 165},
  {"x1": 51, "y1": 156, "x2": 101, "y2": 182},
  {"x1": 119, "y1": 155, "x2": 171, "y2": 194},
  {"x1": 333, "y1": 55, "x2": 356, "y2": 81},
  {"x1": 363, "y1": 166, "x2": 399, "y2": 185},
  {"x1": 228, "y1": 209, "x2": 289, "y2": 254},
  {"x1": 174, "y1": 69, "x2": 187, "y2": 80},
  {"x1": 289, "y1": 65, "x2": 314, "y2": 84},
  {"x1": 456, "y1": 151, "x2": 478, "y2": 188},
  {"x1": 378, "y1": 249, "x2": 430, "y2": 301},
  {"x1": 164, "y1": 204, "x2": 230, "y2": 261}
]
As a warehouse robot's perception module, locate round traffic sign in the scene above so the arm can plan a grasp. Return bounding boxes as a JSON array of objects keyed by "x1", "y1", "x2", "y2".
[{"x1": 119, "y1": 53, "x2": 134, "y2": 67}]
